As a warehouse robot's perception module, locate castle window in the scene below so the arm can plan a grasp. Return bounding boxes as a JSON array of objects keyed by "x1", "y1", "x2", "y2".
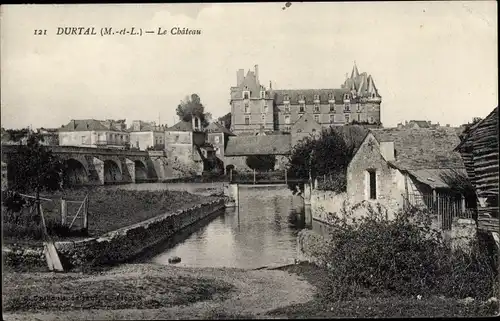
[
  {"x1": 284, "y1": 126, "x2": 291, "y2": 132},
  {"x1": 298, "y1": 95, "x2": 305, "y2": 103},
  {"x1": 243, "y1": 91, "x2": 250, "y2": 100},
  {"x1": 314, "y1": 114, "x2": 320, "y2": 123},
  {"x1": 245, "y1": 116, "x2": 250, "y2": 125},
  {"x1": 215, "y1": 136, "x2": 220, "y2": 144},
  {"x1": 314, "y1": 103, "x2": 320, "y2": 113},
  {"x1": 261, "y1": 91, "x2": 266, "y2": 98},
  {"x1": 371, "y1": 93, "x2": 376, "y2": 98},
  {"x1": 313, "y1": 94, "x2": 320, "y2": 103},
  {"x1": 284, "y1": 115, "x2": 291, "y2": 124},
  {"x1": 284, "y1": 94, "x2": 290, "y2": 102},
  {"x1": 329, "y1": 103, "x2": 335, "y2": 112},
  {"x1": 261, "y1": 114, "x2": 266, "y2": 123},
  {"x1": 329, "y1": 114, "x2": 335, "y2": 123},
  {"x1": 344, "y1": 94, "x2": 350, "y2": 100},
  {"x1": 357, "y1": 114, "x2": 360, "y2": 122},
  {"x1": 369, "y1": 116, "x2": 374, "y2": 123},
  {"x1": 244, "y1": 102, "x2": 250, "y2": 113},
  {"x1": 345, "y1": 114, "x2": 350, "y2": 123},
  {"x1": 284, "y1": 103, "x2": 290, "y2": 113},
  {"x1": 344, "y1": 103, "x2": 350, "y2": 111},
  {"x1": 357, "y1": 103, "x2": 361, "y2": 112},
  {"x1": 299, "y1": 103, "x2": 305, "y2": 113},
  {"x1": 367, "y1": 169, "x2": 377, "y2": 200},
  {"x1": 263, "y1": 103, "x2": 268, "y2": 113}
]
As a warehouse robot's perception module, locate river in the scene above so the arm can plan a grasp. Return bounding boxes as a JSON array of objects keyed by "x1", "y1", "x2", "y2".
[{"x1": 108, "y1": 182, "x2": 330, "y2": 269}]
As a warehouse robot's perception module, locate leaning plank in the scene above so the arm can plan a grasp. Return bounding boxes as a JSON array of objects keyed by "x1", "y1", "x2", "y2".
[{"x1": 39, "y1": 204, "x2": 64, "y2": 272}]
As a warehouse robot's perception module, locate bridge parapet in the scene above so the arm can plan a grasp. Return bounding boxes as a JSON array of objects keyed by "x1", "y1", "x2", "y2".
[{"x1": 1, "y1": 144, "x2": 148, "y2": 157}]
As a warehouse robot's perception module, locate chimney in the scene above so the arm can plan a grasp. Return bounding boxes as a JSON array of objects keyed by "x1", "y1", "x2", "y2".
[
  {"x1": 73, "y1": 120, "x2": 76, "y2": 129},
  {"x1": 237, "y1": 69, "x2": 244, "y2": 86},
  {"x1": 269, "y1": 81, "x2": 272, "y2": 90},
  {"x1": 254, "y1": 65, "x2": 259, "y2": 83},
  {"x1": 379, "y1": 142, "x2": 395, "y2": 162}
]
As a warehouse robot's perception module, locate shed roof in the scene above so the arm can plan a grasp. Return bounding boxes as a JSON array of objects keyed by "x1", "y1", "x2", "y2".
[
  {"x1": 406, "y1": 168, "x2": 468, "y2": 189},
  {"x1": 225, "y1": 135, "x2": 292, "y2": 156},
  {"x1": 370, "y1": 128, "x2": 464, "y2": 170}
]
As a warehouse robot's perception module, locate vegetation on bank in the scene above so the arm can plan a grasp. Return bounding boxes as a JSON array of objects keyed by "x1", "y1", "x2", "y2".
[
  {"x1": 3, "y1": 267, "x2": 234, "y2": 312},
  {"x1": 3, "y1": 188, "x2": 220, "y2": 243},
  {"x1": 286, "y1": 125, "x2": 368, "y2": 193},
  {"x1": 269, "y1": 206, "x2": 499, "y2": 318}
]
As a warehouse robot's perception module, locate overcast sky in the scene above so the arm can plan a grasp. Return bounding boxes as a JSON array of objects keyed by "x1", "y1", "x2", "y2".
[{"x1": 1, "y1": 2, "x2": 497, "y2": 129}]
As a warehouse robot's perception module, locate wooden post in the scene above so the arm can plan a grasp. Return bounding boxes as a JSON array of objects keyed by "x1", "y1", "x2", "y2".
[
  {"x1": 83, "y1": 195, "x2": 88, "y2": 231},
  {"x1": 285, "y1": 169, "x2": 288, "y2": 184},
  {"x1": 253, "y1": 169, "x2": 256, "y2": 185},
  {"x1": 461, "y1": 196, "x2": 466, "y2": 214},
  {"x1": 60, "y1": 199, "x2": 67, "y2": 226}
]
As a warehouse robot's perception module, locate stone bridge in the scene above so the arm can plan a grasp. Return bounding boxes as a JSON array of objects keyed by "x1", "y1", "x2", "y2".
[{"x1": 1, "y1": 145, "x2": 170, "y2": 185}]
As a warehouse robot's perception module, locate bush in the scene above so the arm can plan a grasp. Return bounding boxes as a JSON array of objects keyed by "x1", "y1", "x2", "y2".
[{"x1": 320, "y1": 206, "x2": 497, "y2": 301}]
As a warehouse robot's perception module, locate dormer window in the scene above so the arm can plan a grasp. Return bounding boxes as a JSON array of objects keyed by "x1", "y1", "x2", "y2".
[
  {"x1": 313, "y1": 94, "x2": 320, "y2": 103},
  {"x1": 284, "y1": 94, "x2": 290, "y2": 102},
  {"x1": 344, "y1": 93, "x2": 350, "y2": 101},
  {"x1": 314, "y1": 103, "x2": 320, "y2": 113},
  {"x1": 299, "y1": 103, "x2": 305, "y2": 113},
  {"x1": 298, "y1": 95, "x2": 305, "y2": 103},
  {"x1": 243, "y1": 91, "x2": 250, "y2": 100}
]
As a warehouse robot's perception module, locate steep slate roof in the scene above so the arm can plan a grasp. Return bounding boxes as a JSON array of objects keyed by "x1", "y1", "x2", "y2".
[
  {"x1": 370, "y1": 128, "x2": 465, "y2": 170},
  {"x1": 225, "y1": 135, "x2": 292, "y2": 156},
  {"x1": 59, "y1": 119, "x2": 126, "y2": 132},
  {"x1": 165, "y1": 120, "x2": 194, "y2": 132},
  {"x1": 205, "y1": 122, "x2": 235, "y2": 136}
]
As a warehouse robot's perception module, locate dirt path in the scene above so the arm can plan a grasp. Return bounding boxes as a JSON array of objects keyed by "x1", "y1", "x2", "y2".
[{"x1": 3, "y1": 263, "x2": 316, "y2": 320}]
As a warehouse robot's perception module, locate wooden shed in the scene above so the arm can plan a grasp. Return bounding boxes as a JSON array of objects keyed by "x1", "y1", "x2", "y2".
[{"x1": 455, "y1": 107, "x2": 499, "y2": 233}]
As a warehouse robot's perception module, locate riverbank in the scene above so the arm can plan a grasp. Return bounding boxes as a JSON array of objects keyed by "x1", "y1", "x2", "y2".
[
  {"x1": 269, "y1": 263, "x2": 499, "y2": 318},
  {"x1": 2, "y1": 263, "x2": 315, "y2": 320},
  {"x1": 3, "y1": 188, "x2": 221, "y2": 244}
]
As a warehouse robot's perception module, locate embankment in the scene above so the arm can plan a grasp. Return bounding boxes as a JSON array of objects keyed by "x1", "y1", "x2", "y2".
[{"x1": 3, "y1": 199, "x2": 225, "y2": 270}]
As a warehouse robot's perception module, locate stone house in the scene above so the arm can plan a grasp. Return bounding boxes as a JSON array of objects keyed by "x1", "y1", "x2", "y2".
[
  {"x1": 128, "y1": 120, "x2": 166, "y2": 151},
  {"x1": 164, "y1": 117, "x2": 205, "y2": 175},
  {"x1": 205, "y1": 121, "x2": 236, "y2": 168},
  {"x1": 38, "y1": 128, "x2": 60, "y2": 145},
  {"x1": 59, "y1": 119, "x2": 130, "y2": 149},
  {"x1": 346, "y1": 128, "x2": 466, "y2": 222}
]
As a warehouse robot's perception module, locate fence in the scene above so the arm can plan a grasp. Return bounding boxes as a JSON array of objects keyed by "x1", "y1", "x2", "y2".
[
  {"x1": 17, "y1": 193, "x2": 89, "y2": 231},
  {"x1": 403, "y1": 192, "x2": 475, "y2": 230}
]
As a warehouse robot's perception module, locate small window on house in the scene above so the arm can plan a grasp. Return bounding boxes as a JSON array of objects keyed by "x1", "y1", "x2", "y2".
[
  {"x1": 284, "y1": 103, "x2": 290, "y2": 113},
  {"x1": 299, "y1": 103, "x2": 305, "y2": 113},
  {"x1": 245, "y1": 116, "x2": 250, "y2": 125},
  {"x1": 314, "y1": 103, "x2": 320, "y2": 113},
  {"x1": 368, "y1": 170, "x2": 377, "y2": 200},
  {"x1": 81, "y1": 136, "x2": 85, "y2": 144},
  {"x1": 243, "y1": 91, "x2": 250, "y2": 99},
  {"x1": 284, "y1": 115, "x2": 291, "y2": 124},
  {"x1": 314, "y1": 114, "x2": 320, "y2": 123},
  {"x1": 215, "y1": 136, "x2": 220, "y2": 144}
]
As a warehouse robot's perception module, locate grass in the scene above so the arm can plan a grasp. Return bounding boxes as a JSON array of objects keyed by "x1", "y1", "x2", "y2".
[
  {"x1": 267, "y1": 262, "x2": 499, "y2": 318},
  {"x1": 2, "y1": 270, "x2": 234, "y2": 312},
  {"x1": 2, "y1": 187, "x2": 220, "y2": 244}
]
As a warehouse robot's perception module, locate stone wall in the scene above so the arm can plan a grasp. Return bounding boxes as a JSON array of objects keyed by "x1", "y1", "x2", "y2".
[{"x1": 3, "y1": 199, "x2": 225, "y2": 270}]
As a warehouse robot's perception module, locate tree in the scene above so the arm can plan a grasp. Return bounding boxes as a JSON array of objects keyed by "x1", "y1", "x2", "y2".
[
  {"x1": 286, "y1": 126, "x2": 368, "y2": 193},
  {"x1": 7, "y1": 133, "x2": 64, "y2": 222},
  {"x1": 3, "y1": 128, "x2": 30, "y2": 142},
  {"x1": 176, "y1": 93, "x2": 210, "y2": 127},
  {"x1": 218, "y1": 113, "x2": 232, "y2": 130},
  {"x1": 246, "y1": 155, "x2": 276, "y2": 172}
]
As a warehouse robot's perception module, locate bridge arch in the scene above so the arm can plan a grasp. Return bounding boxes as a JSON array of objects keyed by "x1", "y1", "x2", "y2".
[
  {"x1": 104, "y1": 159, "x2": 122, "y2": 183},
  {"x1": 134, "y1": 160, "x2": 148, "y2": 181},
  {"x1": 63, "y1": 158, "x2": 88, "y2": 186}
]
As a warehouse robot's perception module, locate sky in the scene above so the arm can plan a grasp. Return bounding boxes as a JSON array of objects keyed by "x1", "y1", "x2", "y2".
[{"x1": 1, "y1": 2, "x2": 497, "y2": 129}]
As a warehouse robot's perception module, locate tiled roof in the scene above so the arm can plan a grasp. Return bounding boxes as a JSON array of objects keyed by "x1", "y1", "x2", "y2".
[
  {"x1": 370, "y1": 128, "x2": 465, "y2": 170},
  {"x1": 165, "y1": 121, "x2": 194, "y2": 132},
  {"x1": 225, "y1": 135, "x2": 292, "y2": 156},
  {"x1": 273, "y1": 88, "x2": 350, "y2": 105},
  {"x1": 205, "y1": 122, "x2": 235, "y2": 136},
  {"x1": 59, "y1": 119, "x2": 127, "y2": 132},
  {"x1": 406, "y1": 168, "x2": 468, "y2": 189}
]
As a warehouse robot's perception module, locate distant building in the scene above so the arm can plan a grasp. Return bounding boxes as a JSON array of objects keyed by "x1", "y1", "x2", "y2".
[
  {"x1": 396, "y1": 120, "x2": 448, "y2": 129},
  {"x1": 230, "y1": 63, "x2": 382, "y2": 136},
  {"x1": 205, "y1": 121, "x2": 236, "y2": 171},
  {"x1": 128, "y1": 120, "x2": 166, "y2": 151},
  {"x1": 164, "y1": 117, "x2": 205, "y2": 175},
  {"x1": 59, "y1": 119, "x2": 130, "y2": 149},
  {"x1": 38, "y1": 128, "x2": 60, "y2": 145}
]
